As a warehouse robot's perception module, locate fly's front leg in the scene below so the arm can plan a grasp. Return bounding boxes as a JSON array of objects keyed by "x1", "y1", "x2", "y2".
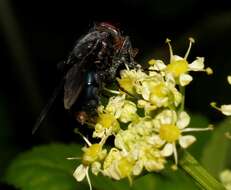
[{"x1": 119, "y1": 36, "x2": 139, "y2": 69}]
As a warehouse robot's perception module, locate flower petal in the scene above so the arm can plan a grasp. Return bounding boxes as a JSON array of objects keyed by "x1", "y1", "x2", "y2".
[
  {"x1": 220, "y1": 170, "x2": 231, "y2": 185},
  {"x1": 228, "y1": 76, "x2": 231, "y2": 85},
  {"x1": 133, "y1": 160, "x2": 143, "y2": 176},
  {"x1": 147, "y1": 135, "x2": 165, "y2": 146},
  {"x1": 179, "y1": 73, "x2": 193, "y2": 86},
  {"x1": 221, "y1": 105, "x2": 231, "y2": 116},
  {"x1": 158, "y1": 110, "x2": 177, "y2": 125},
  {"x1": 177, "y1": 111, "x2": 190, "y2": 129},
  {"x1": 91, "y1": 162, "x2": 101, "y2": 175},
  {"x1": 149, "y1": 60, "x2": 167, "y2": 71},
  {"x1": 161, "y1": 143, "x2": 174, "y2": 157},
  {"x1": 188, "y1": 57, "x2": 204, "y2": 71},
  {"x1": 173, "y1": 55, "x2": 184, "y2": 61},
  {"x1": 166, "y1": 73, "x2": 176, "y2": 86},
  {"x1": 73, "y1": 164, "x2": 87, "y2": 181},
  {"x1": 179, "y1": 135, "x2": 196, "y2": 148}
]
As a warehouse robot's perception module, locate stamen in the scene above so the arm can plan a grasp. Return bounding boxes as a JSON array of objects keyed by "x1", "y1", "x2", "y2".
[
  {"x1": 66, "y1": 157, "x2": 81, "y2": 160},
  {"x1": 181, "y1": 125, "x2": 213, "y2": 133},
  {"x1": 165, "y1": 38, "x2": 173, "y2": 61},
  {"x1": 99, "y1": 134, "x2": 109, "y2": 145},
  {"x1": 205, "y1": 67, "x2": 213, "y2": 75},
  {"x1": 173, "y1": 142, "x2": 178, "y2": 165},
  {"x1": 184, "y1": 37, "x2": 195, "y2": 59},
  {"x1": 74, "y1": 128, "x2": 92, "y2": 146},
  {"x1": 171, "y1": 164, "x2": 178, "y2": 170},
  {"x1": 210, "y1": 102, "x2": 221, "y2": 112},
  {"x1": 103, "y1": 87, "x2": 121, "y2": 95},
  {"x1": 84, "y1": 121, "x2": 95, "y2": 128},
  {"x1": 125, "y1": 63, "x2": 130, "y2": 70},
  {"x1": 86, "y1": 167, "x2": 92, "y2": 190}
]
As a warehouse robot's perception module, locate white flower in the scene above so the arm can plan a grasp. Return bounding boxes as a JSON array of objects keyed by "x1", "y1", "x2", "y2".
[
  {"x1": 73, "y1": 164, "x2": 92, "y2": 190},
  {"x1": 210, "y1": 76, "x2": 231, "y2": 116},
  {"x1": 137, "y1": 75, "x2": 182, "y2": 113},
  {"x1": 105, "y1": 94, "x2": 126, "y2": 116},
  {"x1": 103, "y1": 148, "x2": 122, "y2": 180},
  {"x1": 220, "y1": 170, "x2": 231, "y2": 190},
  {"x1": 103, "y1": 94, "x2": 138, "y2": 123},
  {"x1": 91, "y1": 161, "x2": 101, "y2": 175},
  {"x1": 114, "y1": 119, "x2": 160, "y2": 152},
  {"x1": 220, "y1": 105, "x2": 231, "y2": 116},
  {"x1": 211, "y1": 102, "x2": 231, "y2": 116},
  {"x1": 113, "y1": 119, "x2": 166, "y2": 175},
  {"x1": 93, "y1": 113, "x2": 120, "y2": 138},
  {"x1": 153, "y1": 109, "x2": 213, "y2": 165},
  {"x1": 119, "y1": 101, "x2": 138, "y2": 123},
  {"x1": 103, "y1": 148, "x2": 135, "y2": 183},
  {"x1": 132, "y1": 143, "x2": 166, "y2": 174},
  {"x1": 228, "y1": 75, "x2": 231, "y2": 85},
  {"x1": 188, "y1": 57, "x2": 205, "y2": 71},
  {"x1": 165, "y1": 38, "x2": 210, "y2": 86},
  {"x1": 69, "y1": 133, "x2": 107, "y2": 190},
  {"x1": 179, "y1": 73, "x2": 193, "y2": 86},
  {"x1": 117, "y1": 69, "x2": 147, "y2": 95},
  {"x1": 148, "y1": 59, "x2": 167, "y2": 73}
]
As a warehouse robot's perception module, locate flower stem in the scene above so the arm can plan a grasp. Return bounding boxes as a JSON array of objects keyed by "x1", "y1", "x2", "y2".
[
  {"x1": 179, "y1": 150, "x2": 226, "y2": 190},
  {"x1": 179, "y1": 86, "x2": 185, "y2": 112}
]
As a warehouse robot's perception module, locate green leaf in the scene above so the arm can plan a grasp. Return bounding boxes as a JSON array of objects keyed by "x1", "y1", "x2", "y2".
[
  {"x1": 153, "y1": 168, "x2": 200, "y2": 190},
  {"x1": 3, "y1": 143, "x2": 88, "y2": 190},
  {"x1": 201, "y1": 117, "x2": 231, "y2": 178},
  {"x1": 180, "y1": 151, "x2": 226, "y2": 190},
  {"x1": 91, "y1": 174, "x2": 157, "y2": 190},
  {"x1": 3, "y1": 143, "x2": 158, "y2": 190},
  {"x1": 92, "y1": 166, "x2": 199, "y2": 190}
]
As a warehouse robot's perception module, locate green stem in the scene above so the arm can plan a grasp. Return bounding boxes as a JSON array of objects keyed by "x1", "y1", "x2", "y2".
[
  {"x1": 179, "y1": 151, "x2": 226, "y2": 190},
  {"x1": 179, "y1": 86, "x2": 185, "y2": 112}
]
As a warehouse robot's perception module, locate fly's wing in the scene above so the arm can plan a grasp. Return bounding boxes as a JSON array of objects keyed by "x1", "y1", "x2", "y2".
[
  {"x1": 63, "y1": 31, "x2": 102, "y2": 109},
  {"x1": 32, "y1": 31, "x2": 103, "y2": 134},
  {"x1": 32, "y1": 79, "x2": 64, "y2": 134},
  {"x1": 63, "y1": 62, "x2": 85, "y2": 109}
]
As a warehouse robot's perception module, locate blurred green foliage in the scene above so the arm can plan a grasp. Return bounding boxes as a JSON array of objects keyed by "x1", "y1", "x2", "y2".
[
  {"x1": 5, "y1": 115, "x2": 231, "y2": 190},
  {"x1": 201, "y1": 117, "x2": 231, "y2": 178},
  {"x1": 3, "y1": 143, "x2": 200, "y2": 190}
]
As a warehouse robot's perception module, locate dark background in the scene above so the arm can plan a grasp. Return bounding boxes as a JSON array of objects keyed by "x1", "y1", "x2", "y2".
[{"x1": 0, "y1": 0, "x2": 231, "y2": 176}]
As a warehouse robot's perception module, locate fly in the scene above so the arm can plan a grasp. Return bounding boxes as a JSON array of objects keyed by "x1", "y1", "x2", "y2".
[{"x1": 32, "y1": 22, "x2": 138, "y2": 134}]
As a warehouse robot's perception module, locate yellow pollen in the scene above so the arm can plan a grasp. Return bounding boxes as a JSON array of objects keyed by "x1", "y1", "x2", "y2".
[
  {"x1": 206, "y1": 67, "x2": 213, "y2": 75},
  {"x1": 167, "y1": 59, "x2": 188, "y2": 77},
  {"x1": 148, "y1": 59, "x2": 156, "y2": 65},
  {"x1": 151, "y1": 83, "x2": 166, "y2": 98},
  {"x1": 118, "y1": 157, "x2": 134, "y2": 178},
  {"x1": 97, "y1": 113, "x2": 116, "y2": 129},
  {"x1": 159, "y1": 124, "x2": 181, "y2": 142},
  {"x1": 83, "y1": 144, "x2": 101, "y2": 165},
  {"x1": 118, "y1": 78, "x2": 134, "y2": 94}
]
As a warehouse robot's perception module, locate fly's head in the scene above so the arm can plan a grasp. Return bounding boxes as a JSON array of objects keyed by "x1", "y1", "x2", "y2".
[{"x1": 96, "y1": 22, "x2": 138, "y2": 71}]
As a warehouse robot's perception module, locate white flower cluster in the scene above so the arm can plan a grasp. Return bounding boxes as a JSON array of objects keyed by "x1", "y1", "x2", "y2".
[
  {"x1": 71, "y1": 38, "x2": 213, "y2": 190},
  {"x1": 220, "y1": 170, "x2": 231, "y2": 190},
  {"x1": 211, "y1": 75, "x2": 231, "y2": 116}
]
